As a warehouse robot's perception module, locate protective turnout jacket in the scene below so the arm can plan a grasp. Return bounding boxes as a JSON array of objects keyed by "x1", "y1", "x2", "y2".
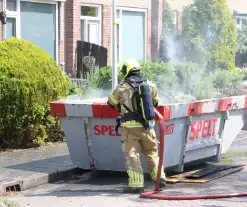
[{"x1": 107, "y1": 79, "x2": 159, "y2": 128}]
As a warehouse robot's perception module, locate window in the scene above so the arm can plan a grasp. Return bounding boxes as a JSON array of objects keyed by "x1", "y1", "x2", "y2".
[
  {"x1": 20, "y1": 1, "x2": 57, "y2": 60},
  {"x1": 236, "y1": 16, "x2": 247, "y2": 29},
  {"x1": 4, "y1": 0, "x2": 58, "y2": 61},
  {"x1": 6, "y1": 0, "x2": 17, "y2": 11},
  {"x1": 80, "y1": 5, "x2": 102, "y2": 45},
  {"x1": 81, "y1": 6, "x2": 98, "y2": 17},
  {"x1": 6, "y1": 17, "x2": 16, "y2": 38},
  {"x1": 172, "y1": 10, "x2": 178, "y2": 27},
  {"x1": 5, "y1": 0, "x2": 19, "y2": 38}
]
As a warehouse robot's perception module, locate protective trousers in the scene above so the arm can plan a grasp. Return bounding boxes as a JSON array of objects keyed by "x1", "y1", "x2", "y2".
[{"x1": 122, "y1": 127, "x2": 166, "y2": 188}]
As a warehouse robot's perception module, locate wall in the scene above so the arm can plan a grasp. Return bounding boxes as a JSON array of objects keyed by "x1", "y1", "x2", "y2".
[
  {"x1": 166, "y1": 0, "x2": 192, "y2": 10},
  {"x1": 58, "y1": 1, "x2": 65, "y2": 70},
  {"x1": 227, "y1": 0, "x2": 247, "y2": 13},
  {"x1": 65, "y1": 0, "x2": 152, "y2": 75},
  {"x1": 151, "y1": 0, "x2": 163, "y2": 61},
  {"x1": 0, "y1": 0, "x2": 3, "y2": 41}
]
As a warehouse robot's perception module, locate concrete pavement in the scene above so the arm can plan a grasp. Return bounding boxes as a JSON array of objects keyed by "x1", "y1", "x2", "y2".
[
  {"x1": 0, "y1": 142, "x2": 77, "y2": 193},
  {"x1": 2, "y1": 132, "x2": 247, "y2": 207}
]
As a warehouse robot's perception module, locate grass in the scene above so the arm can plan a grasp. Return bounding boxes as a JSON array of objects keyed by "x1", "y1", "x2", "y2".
[{"x1": 0, "y1": 199, "x2": 19, "y2": 207}]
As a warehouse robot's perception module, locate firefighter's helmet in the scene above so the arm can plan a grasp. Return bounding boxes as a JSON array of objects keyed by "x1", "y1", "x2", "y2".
[{"x1": 119, "y1": 58, "x2": 140, "y2": 78}]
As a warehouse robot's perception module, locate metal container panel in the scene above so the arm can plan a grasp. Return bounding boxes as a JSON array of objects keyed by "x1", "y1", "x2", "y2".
[
  {"x1": 60, "y1": 117, "x2": 91, "y2": 169},
  {"x1": 221, "y1": 109, "x2": 245, "y2": 154},
  {"x1": 184, "y1": 114, "x2": 223, "y2": 163},
  {"x1": 161, "y1": 119, "x2": 187, "y2": 168}
]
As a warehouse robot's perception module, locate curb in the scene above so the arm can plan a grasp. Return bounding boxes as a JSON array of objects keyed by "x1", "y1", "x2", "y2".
[{"x1": 0, "y1": 168, "x2": 85, "y2": 194}]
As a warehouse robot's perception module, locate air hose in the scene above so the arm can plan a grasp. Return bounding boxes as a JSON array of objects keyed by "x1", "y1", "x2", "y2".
[{"x1": 140, "y1": 108, "x2": 247, "y2": 200}]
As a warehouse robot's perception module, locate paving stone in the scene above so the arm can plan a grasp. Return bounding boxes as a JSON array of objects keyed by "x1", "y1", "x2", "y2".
[{"x1": 0, "y1": 143, "x2": 77, "y2": 193}]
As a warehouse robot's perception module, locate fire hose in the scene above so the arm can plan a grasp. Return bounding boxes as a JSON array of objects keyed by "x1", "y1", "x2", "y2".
[{"x1": 140, "y1": 108, "x2": 247, "y2": 200}]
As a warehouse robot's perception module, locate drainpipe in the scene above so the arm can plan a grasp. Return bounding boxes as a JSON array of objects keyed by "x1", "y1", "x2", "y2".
[
  {"x1": 112, "y1": 0, "x2": 118, "y2": 90},
  {"x1": 2, "y1": 0, "x2": 6, "y2": 40},
  {"x1": 59, "y1": 1, "x2": 65, "y2": 72}
]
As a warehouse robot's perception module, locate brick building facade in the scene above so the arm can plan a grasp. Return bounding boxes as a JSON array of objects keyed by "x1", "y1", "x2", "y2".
[
  {"x1": 0, "y1": 0, "x2": 163, "y2": 76},
  {"x1": 64, "y1": 0, "x2": 155, "y2": 75},
  {"x1": 0, "y1": 0, "x2": 66, "y2": 70}
]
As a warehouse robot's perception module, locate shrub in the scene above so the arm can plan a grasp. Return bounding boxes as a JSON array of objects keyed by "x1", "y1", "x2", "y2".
[
  {"x1": 0, "y1": 199, "x2": 19, "y2": 207},
  {"x1": 0, "y1": 38, "x2": 75, "y2": 148},
  {"x1": 182, "y1": 0, "x2": 237, "y2": 71},
  {"x1": 90, "y1": 61, "x2": 244, "y2": 104}
]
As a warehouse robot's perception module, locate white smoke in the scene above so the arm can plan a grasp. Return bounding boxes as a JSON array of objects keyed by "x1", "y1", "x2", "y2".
[{"x1": 66, "y1": 88, "x2": 110, "y2": 103}]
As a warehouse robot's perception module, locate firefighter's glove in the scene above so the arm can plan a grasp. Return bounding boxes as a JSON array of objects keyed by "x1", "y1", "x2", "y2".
[{"x1": 146, "y1": 122, "x2": 154, "y2": 129}]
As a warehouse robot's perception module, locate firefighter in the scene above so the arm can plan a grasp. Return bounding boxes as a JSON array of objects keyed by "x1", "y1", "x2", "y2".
[{"x1": 107, "y1": 58, "x2": 166, "y2": 194}]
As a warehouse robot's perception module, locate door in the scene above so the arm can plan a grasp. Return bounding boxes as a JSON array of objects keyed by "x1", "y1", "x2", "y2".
[{"x1": 121, "y1": 10, "x2": 145, "y2": 61}]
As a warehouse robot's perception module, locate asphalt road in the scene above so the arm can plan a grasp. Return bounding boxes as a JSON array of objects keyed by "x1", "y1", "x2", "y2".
[{"x1": 3, "y1": 132, "x2": 247, "y2": 207}]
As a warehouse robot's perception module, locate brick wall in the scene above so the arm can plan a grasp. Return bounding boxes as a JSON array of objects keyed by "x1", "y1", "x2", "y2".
[
  {"x1": 151, "y1": 0, "x2": 163, "y2": 61},
  {"x1": 102, "y1": 5, "x2": 112, "y2": 65},
  {"x1": 166, "y1": 0, "x2": 192, "y2": 10},
  {"x1": 65, "y1": 0, "x2": 81, "y2": 75},
  {"x1": 147, "y1": 8, "x2": 151, "y2": 59},
  {"x1": 58, "y1": 1, "x2": 65, "y2": 70},
  {"x1": 227, "y1": 0, "x2": 247, "y2": 12},
  {"x1": 0, "y1": 0, "x2": 3, "y2": 41},
  {"x1": 78, "y1": 0, "x2": 149, "y2": 8},
  {"x1": 177, "y1": 9, "x2": 183, "y2": 32}
]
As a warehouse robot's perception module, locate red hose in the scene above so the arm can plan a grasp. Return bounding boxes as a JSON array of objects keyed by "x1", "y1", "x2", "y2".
[{"x1": 140, "y1": 108, "x2": 247, "y2": 200}]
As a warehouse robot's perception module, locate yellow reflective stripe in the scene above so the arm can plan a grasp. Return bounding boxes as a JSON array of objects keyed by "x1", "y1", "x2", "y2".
[
  {"x1": 122, "y1": 123, "x2": 142, "y2": 126},
  {"x1": 133, "y1": 171, "x2": 137, "y2": 184},
  {"x1": 150, "y1": 168, "x2": 166, "y2": 181},
  {"x1": 151, "y1": 169, "x2": 156, "y2": 181},
  {"x1": 122, "y1": 120, "x2": 155, "y2": 127},
  {"x1": 109, "y1": 95, "x2": 118, "y2": 104},
  {"x1": 121, "y1": 124, "x2": 143, "y2": 128},
  {"x1": 121, "y1": 120, "x2": 143, "y2": 127},
  {"x1": 127, "y1": 170, "x2": 144, "y2": 188}
]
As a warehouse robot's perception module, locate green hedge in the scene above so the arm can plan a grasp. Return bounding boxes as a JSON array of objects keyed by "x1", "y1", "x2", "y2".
[
  {"x1": 0, "y1": 38, "x2": 76, "y2": 149},
  {"x1": 89, "y1": 61, "x2": 244, "y2": 104},
  {"x1": 181, "y1": 0, "x2": 237, "y2": 71}
]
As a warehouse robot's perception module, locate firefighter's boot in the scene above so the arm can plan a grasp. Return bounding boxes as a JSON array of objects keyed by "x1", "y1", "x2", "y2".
[
  {"x1": 123, "y1": 186, "x2": 144, "y2": 194},
  {"x1": 151, "y1": 168, "x2": 167, "y2": 189},
  {"x1": 159, "y1": 178, "x2": 166, "y2": 189}
]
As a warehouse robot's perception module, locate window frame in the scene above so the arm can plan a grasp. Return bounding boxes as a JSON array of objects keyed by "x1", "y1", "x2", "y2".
[
  {"x1": 234, "y1": 10, "x2": 247, "y2": 30},
  {"x1": 116, "y1": 7, "x2": 147, "y2": 64},
  {"x1": 6, "y1": 17, "x2": 17, "y2": 38},
  {"x1": 80, "y1": 3, "x2": 102, "y2": 46},
  {"x1": 4, "y1": 0, "x2": 59, "y2": 62},
  {"x1": 5, "y1": 0, "x2": 20, "y2": 38},
  {"x1": 172, "y1": 10, "x2": 178, "y2": 28},
  {"x1": 236, "y1": 16, "x2": 247, "y2": 30}
]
